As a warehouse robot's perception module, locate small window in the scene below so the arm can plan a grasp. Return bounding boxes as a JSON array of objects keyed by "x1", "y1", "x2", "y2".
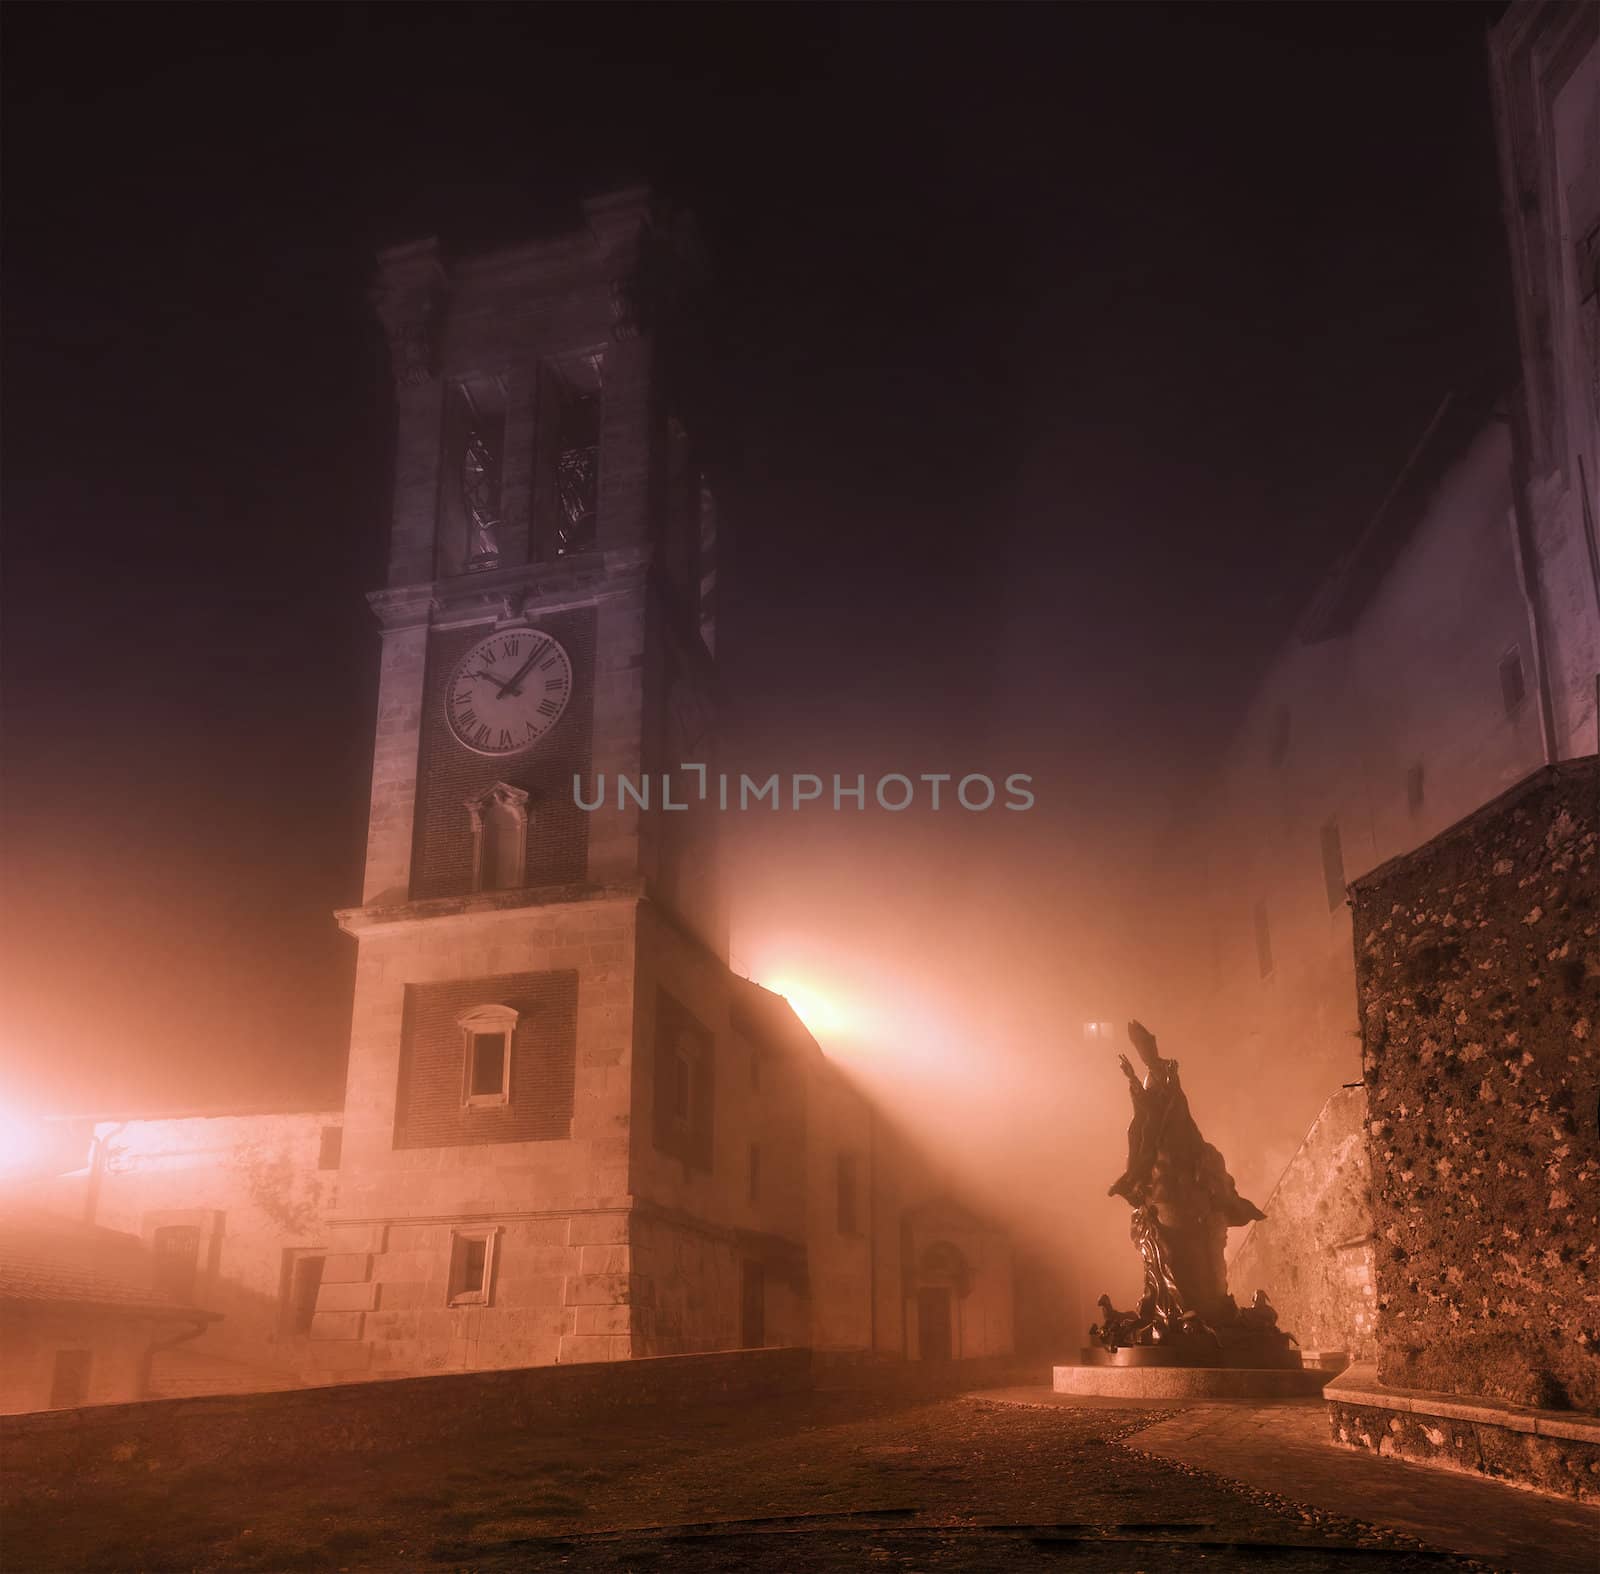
[
  {"x1": 458, "y1": 1004, "x2": 518, "y2": 1107},
  {"x1": 152, "y1": 1224, "x2": 201, "y2": 1303},
  {"x1": 1406, "y1": 763, "x2": 1425, "y2": 817},
  {"x1": 556, "y1": 389, "x2": 600, "y2": 556},
  {"x1": 1319, "y1": 818, "x2": 1347, "y2": 911},
  {"x1": 837, "y1": 1153, "x2": 860, "y2": 1235},
  {"x1": 49, "y1": 1350, "x2": 92, "y2": 1409},
  {"x1": 749, "y1": 1142, "x2": 762, "y2": 1203},
  {"x1": 1253, "y1": 900, "x2": 1274, "y2": 981},
  {"x1": 465, "y1": 782, "x2": 530, "y2": 894},
  {"x1": 469, "y1": 1033, "x2": 508, "y2": 1097},
  {"x1": 448, "y1": 1229, "x2": 496, "y2": 1306},
  {"x1": 671, "y1": 1041, "x2": 694, "y2": 1125},
  {"x1": 1500, "y1": 647, "x2": 1527, "y2": 716},
  {"x1": 652, "y1": 991, "x2": 714, "y2": 1170},
  {"x1": 1267, "y1": 705, "x2": 1291, "y2": 767},
  {"x1": 317, "y1": 1126, "x2": 342, "y2": 1171}
]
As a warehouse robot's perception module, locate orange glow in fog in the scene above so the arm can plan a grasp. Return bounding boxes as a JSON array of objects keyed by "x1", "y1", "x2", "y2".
[
  {"x1": 0, "y1": 1110, "x2": 53, "y2": 1173},
  {"x1": 764, "y1": 978, "x2": 848, "y2": 1042}
]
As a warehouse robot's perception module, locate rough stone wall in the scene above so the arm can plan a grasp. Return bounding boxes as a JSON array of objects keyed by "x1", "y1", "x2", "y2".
[
  {"x1": 1227, "y1": 1084, "x2": 1376, "y2": 1357},
  {"x1": 1353, "y1": 757, "x2": 1599, "y2": 1411},
  {"x1": 1327, "y1": 1389, "x2": 1600, "y2": 1502}
]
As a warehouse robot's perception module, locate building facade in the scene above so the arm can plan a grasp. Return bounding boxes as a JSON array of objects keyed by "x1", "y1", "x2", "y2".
[
  {"x1": 1160, "y1": 2, "x2": 1598, "y2": 1359},
  {"x1": 8, "y1": 1110, "x2": 342, "y2": 1399},
  {"x1": 1489, "y1": 0, "x2": 1600, "y2": 766},
  {"x1": 0, "y1": 192, "x2": 1012, "y2": 1409},
  {"x1": 304, "y1": 191, "x2": 1013, "y2": 1379}
]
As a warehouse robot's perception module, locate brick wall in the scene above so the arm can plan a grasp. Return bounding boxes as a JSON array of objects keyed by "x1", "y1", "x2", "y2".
[
  {"x1": 0, "y1": 1347, "x2": 810, "y2": 1499},
  {"x1": 393, "y1": 969, "x2": 577, "y2": 1148},
  {"x1": 1226, "y1": 1084, "x2": 1376, "y2": 1357},
  {"x1": 1353, "y1": 757, "x2": 1599, "y2": 1411}
]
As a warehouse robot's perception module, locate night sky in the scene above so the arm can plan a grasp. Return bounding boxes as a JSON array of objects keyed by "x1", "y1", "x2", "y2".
[{"x1": 2, "y1": 3, "x2": 1512, "y2": 1118}]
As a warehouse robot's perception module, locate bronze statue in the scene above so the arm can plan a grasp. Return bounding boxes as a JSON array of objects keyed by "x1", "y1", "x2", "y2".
[{"x1": 1090, "y1": 1021, "x2": 1300, "y2": 1367}]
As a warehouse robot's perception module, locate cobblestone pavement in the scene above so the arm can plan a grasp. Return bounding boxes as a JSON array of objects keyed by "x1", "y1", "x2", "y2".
[{"x1": 9, "y1": 1388, "x2": 1588, "y2": 1572}]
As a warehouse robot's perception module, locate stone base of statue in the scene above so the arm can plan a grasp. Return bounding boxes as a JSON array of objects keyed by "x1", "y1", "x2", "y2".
[
  {"x1": 1080, "y1": 1334, "x2": 1304, "y2": 1369},
  {"x1": 1052, "y1": 1359, "x2": 1327, "y2": 1400}
]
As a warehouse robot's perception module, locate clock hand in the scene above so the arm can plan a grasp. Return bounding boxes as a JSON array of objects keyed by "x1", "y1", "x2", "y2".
[{"x1": 488, "y1": 641, "x2": 547, "y2": 698}]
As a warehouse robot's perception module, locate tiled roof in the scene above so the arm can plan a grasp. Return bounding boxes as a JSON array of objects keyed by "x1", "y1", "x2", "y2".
[{"x1": 0, "y1": 1209, "x2": 216, "y2": 1321}]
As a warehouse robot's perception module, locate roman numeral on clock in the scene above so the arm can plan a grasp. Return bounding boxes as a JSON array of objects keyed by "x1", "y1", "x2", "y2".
[{"x1": 537, "y1": 697, "x2": 561, "y2": 717}]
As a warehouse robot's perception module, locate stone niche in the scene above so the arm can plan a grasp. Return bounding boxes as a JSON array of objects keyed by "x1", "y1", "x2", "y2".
[{"x1": 1351, "y1": 757, "x2": 1598, "y2": 1415}]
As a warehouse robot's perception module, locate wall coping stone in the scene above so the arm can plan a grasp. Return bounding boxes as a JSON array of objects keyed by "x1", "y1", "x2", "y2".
[
  {"x1": 337, "y1": 882, "x2": 642, "y2": 935},
  {"x1": 1326, "y1": 1362, "x2": 1600, "y2": 1443}
]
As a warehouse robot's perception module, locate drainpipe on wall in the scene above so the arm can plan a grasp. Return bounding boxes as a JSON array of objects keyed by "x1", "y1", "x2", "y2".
[
  {"x1": 139, "y1": 1315, "x2": 213, "y2": 1400},
  {"x1": 82, "y1": 1122, "x2": 125, "y2": 1227}
]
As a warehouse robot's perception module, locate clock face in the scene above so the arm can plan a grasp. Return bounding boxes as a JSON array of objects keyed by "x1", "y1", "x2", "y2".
[{"x1": 445, "y1": 628, "x2": 573, "y2": 756}]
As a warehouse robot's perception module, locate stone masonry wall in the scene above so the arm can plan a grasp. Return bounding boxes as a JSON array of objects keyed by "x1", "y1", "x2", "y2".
[
  {"x1": 1352, "y1": 757, "x2": 1599, "y2": 1411},
  {"x1": 0, "y1": 1347, "x2": 810, "y2": 1501},
  {"x1": 1227, "y1": 1084, "x2": 1376, "y2": 1358}
]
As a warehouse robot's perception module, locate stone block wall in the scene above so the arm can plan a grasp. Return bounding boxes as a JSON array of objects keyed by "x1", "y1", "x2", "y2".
[
  {"x1": 1352, "y1": 757, "x2": 1599, "y2": 1411},
  {"x1": 0, "y1": 1347, "x2": 811, "y2": 1498},
  {"x1": 1227, "y1": 1083, "x2": 1376, "y2": 1357},
  {"x1": 313, "y1": 895, "x2": 638, "y2": 1374}
]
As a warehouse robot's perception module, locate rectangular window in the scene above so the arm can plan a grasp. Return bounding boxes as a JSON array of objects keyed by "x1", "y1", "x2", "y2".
[
  {"x1": 152, "y1": 1223, "x2": 201, "y2": 1303},
  {"x1": 1319, "y1": 818, "x2": 1347, "y2": 910},
  {"x1": 671, "y1": 1046, "x2": 694, "y2": 1124},
  {"x1": 652, "y1": 991, "x2": 715, "y2": 1170},
  {"x1": 555, "y1": 390, "x2": 600, "y2": 556},
  {"x1": 1253, "y1": 900, "x2": 1274, "y2": 980},
  {"x1": 1499, "y1": 647, "x2": 1527, "y2": 716},
  {"x1": 317, "y1": 1126, "x2": 342, "y2": 1171},
  {"x1": 441, "y1": 378, "x2": 509, "y2": 577},
  {"x1": 468, "y1": 1031, "x2": 509, "y2": 1099},
  {"x1": 49, "y1": 1350, "x2": 92, "y2": 1409},
  {"x1": 448, "y1": 1230, "x2": 495, "y2": 1306},
  {"x1": 837, "y1": 1153, "x2": 860, "y2": 1235},
  {"x1": 749, "y1": 1142, "x2": 761, "y2": 1203}
]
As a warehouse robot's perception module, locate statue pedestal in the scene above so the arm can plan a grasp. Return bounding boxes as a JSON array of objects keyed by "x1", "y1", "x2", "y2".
[{"x1": 1054, "y1": 1358, "x2": 1327, "y2": 1400}]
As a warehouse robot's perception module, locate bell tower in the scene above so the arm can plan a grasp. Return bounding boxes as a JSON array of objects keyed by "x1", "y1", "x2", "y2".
[{"x1": 307, "y1": 190, "x2": 786, "y2": 1377}]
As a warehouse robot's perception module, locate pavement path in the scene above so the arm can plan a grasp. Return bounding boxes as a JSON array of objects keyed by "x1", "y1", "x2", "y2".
[
  {"x1": 10, "y1": 1386, "x2": 1595, "y2": 1571},
  {"x1": 977, "y1": 1387, "x2": 1600, "y2": 1574}
]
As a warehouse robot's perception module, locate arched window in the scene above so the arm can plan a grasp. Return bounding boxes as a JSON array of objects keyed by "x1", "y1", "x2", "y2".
[{"x1": 465, "y1": 782, "x2": 530, "y2": 893}]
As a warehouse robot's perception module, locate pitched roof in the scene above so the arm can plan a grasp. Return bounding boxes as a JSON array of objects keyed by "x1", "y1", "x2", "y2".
[{"x1": 0, "y1": 1209, "x2": 217, "y2": 1321}]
